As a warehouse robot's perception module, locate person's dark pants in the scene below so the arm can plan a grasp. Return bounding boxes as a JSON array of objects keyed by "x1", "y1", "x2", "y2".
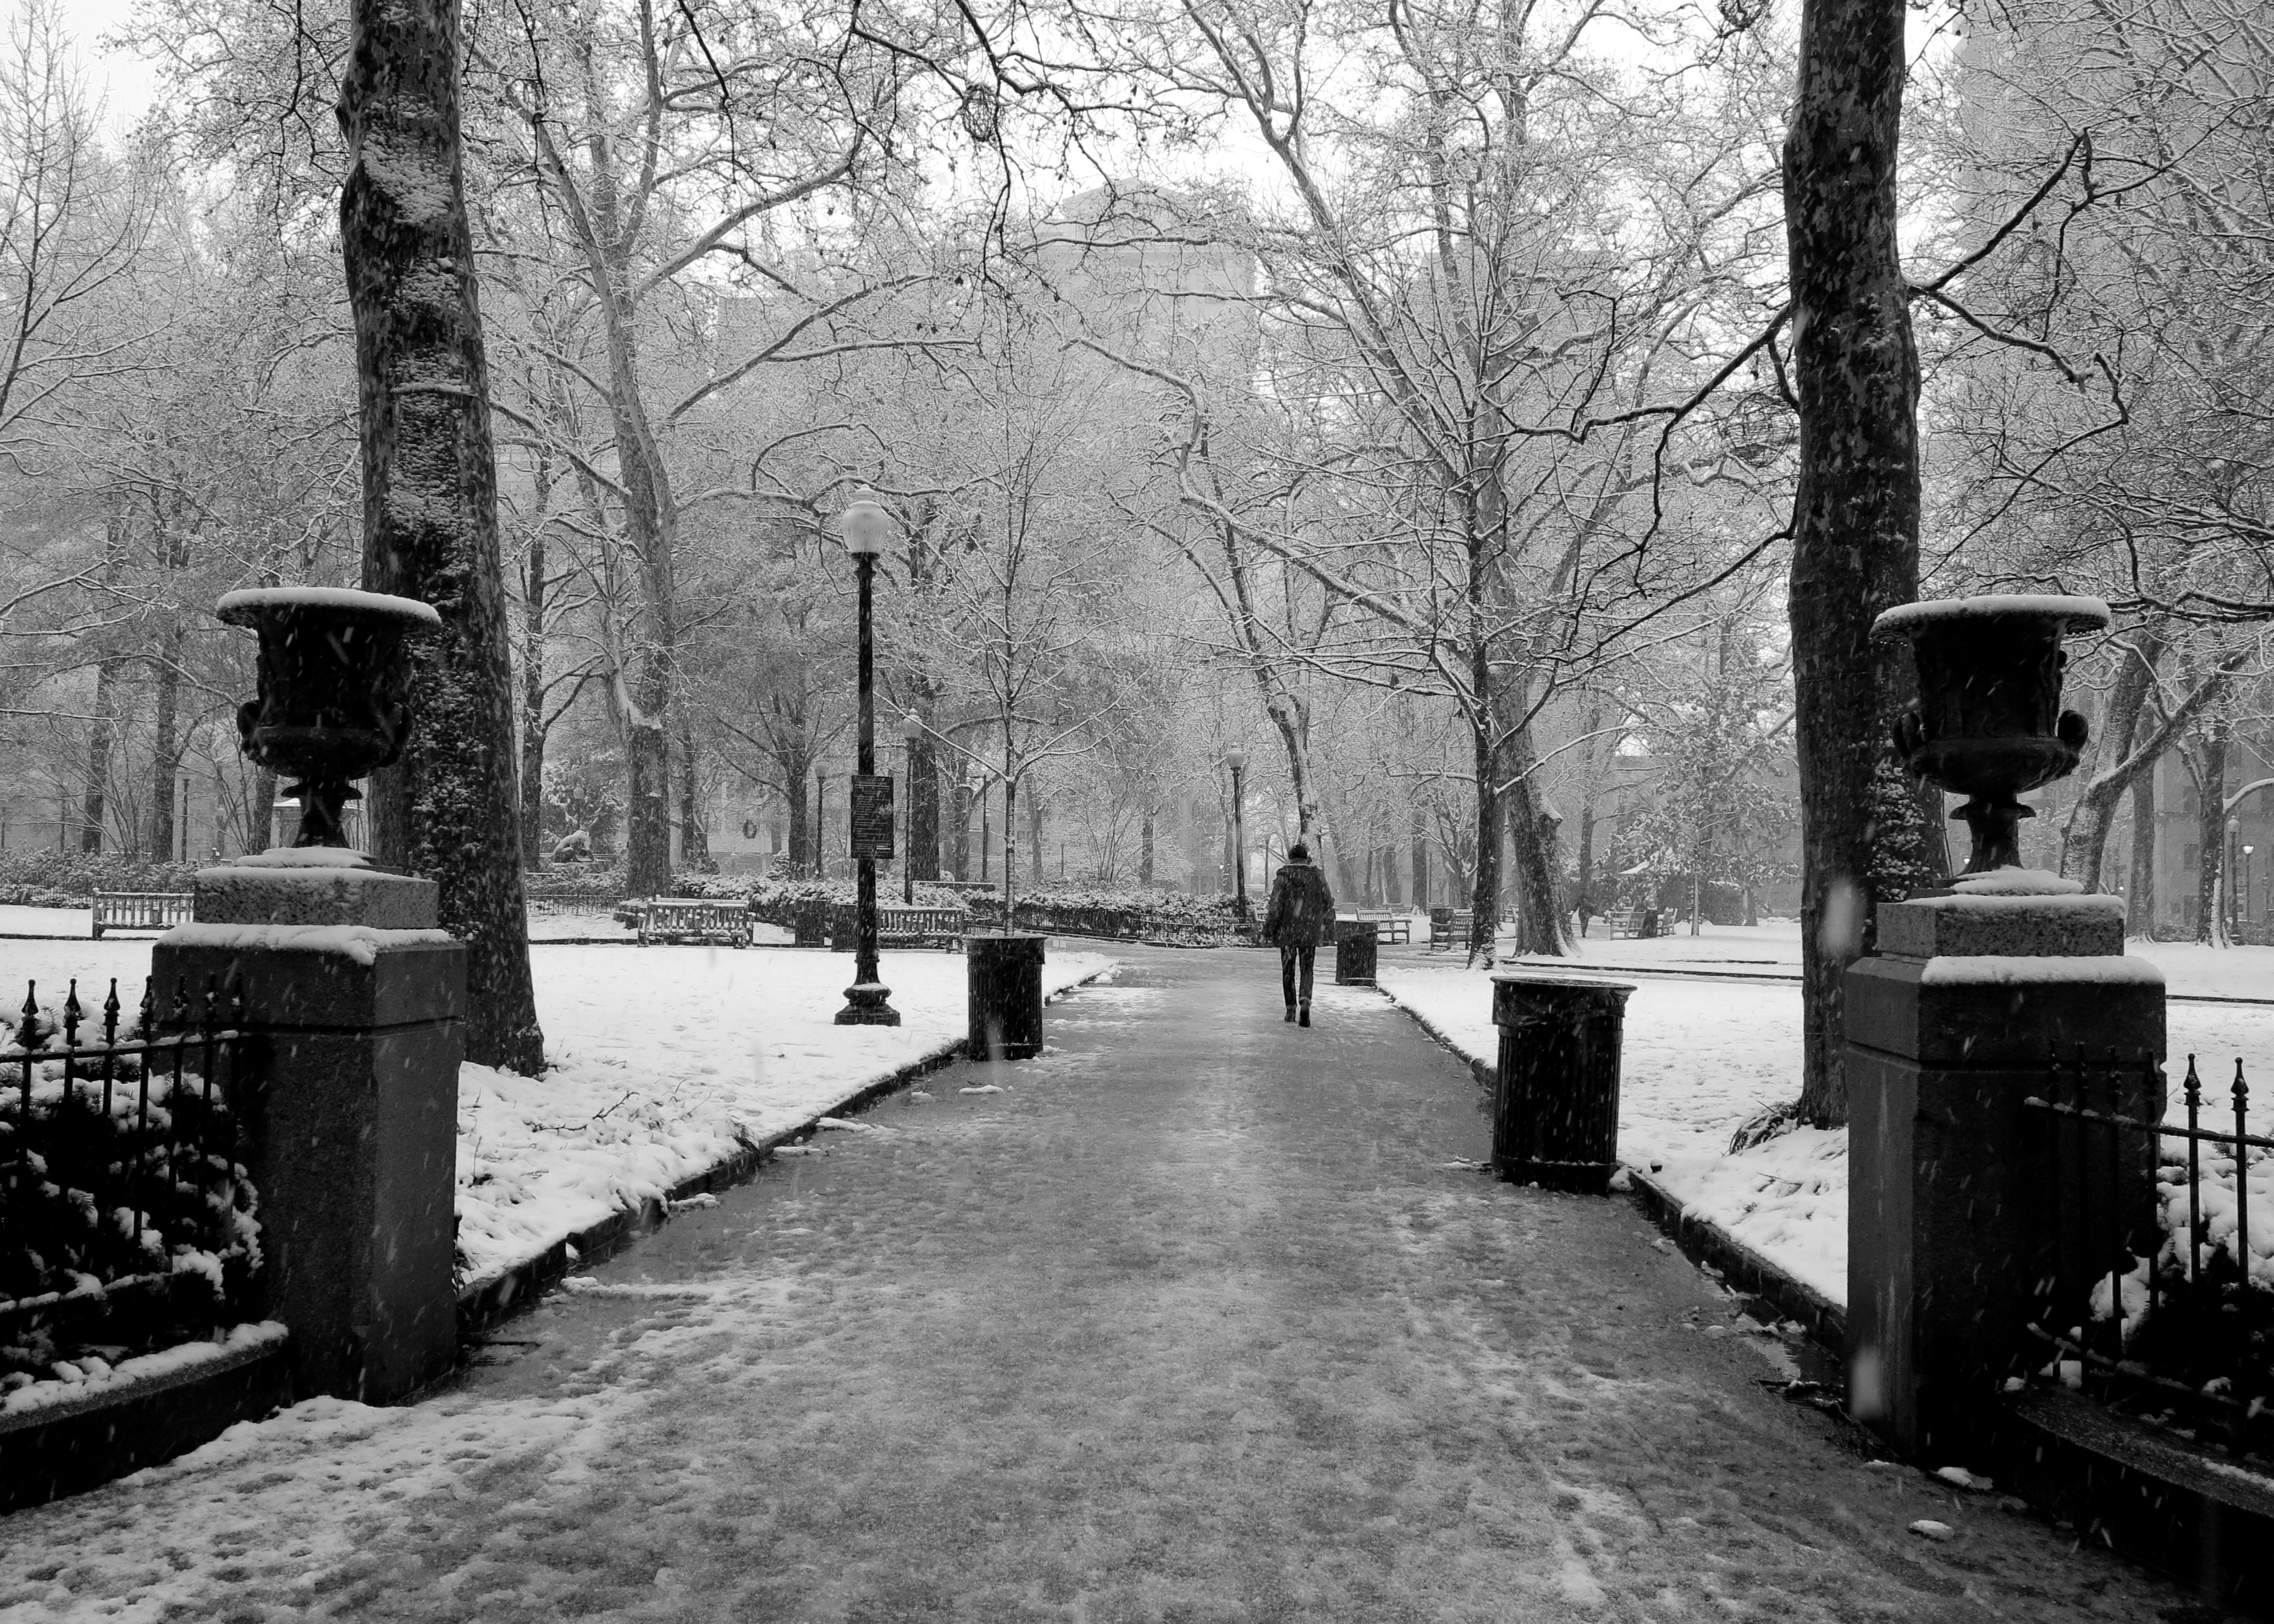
[{"x1": 1279, "y1": 944, "x2": 1316, "y2": 1008}]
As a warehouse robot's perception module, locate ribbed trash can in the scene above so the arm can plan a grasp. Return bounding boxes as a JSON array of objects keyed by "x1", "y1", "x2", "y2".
[
  {"x1": 1489, "y1": 973, "x2": 1634, "y2": 1193},
  {"x1": 1333, "y1": 920, "x2": 1378, "y2": 985},
  {"x1": 967, "y1": 932, "x2": 1046, "y2": 1060}
]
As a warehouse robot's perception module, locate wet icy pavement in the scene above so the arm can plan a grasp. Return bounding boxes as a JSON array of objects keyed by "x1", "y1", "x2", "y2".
[{"x1": 1, "y1": 948, "x2": 2200, "y2": 1621}]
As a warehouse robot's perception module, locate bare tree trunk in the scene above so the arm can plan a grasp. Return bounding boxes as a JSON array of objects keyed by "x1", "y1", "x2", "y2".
[
  {"x1": 1469, "y1": 683, "x2": 1504, "y2": 967},
  {"x1": 909, "y1": 732, "x2": 939, "y2": 881},
  {"x1": 785, "y1": 768, "x2": 810, "y2": 870},
  {"x1": 1784, "y1": 0, "x2": 1924, "y2": 1126},
  {"x1": 951, "y1": 781, "x2": 971, "y2": 880},
  {"x1": 1412, "y1": 804, "x2": 1429, "y2": 912},
  {"x1": 149, "y1": 625, "x2": 183, "y2": 862},
  {"x1": 2127, "y1": 766, "x2": 2157, "y2": 936},
  {"x1": 1502, "y1": 716, "x2": 1569, "y2": 955},
  {"x1": 2193, "y1": 717, "x2": 2229, "y2": 946},
  {"x1": 81, "y1": 655, "x2": 117, "y2": 853},
  {"x1": 1138, "y1": 804, "x2": 1154, "y2": 887},
  {"x1": 340, "y1": 0, "x2": 542, "y2": 1073},
  {"x1": 518, "y1": 495, "x2": 549, "y2": 870},
  {"x1": 677, "y1": 718, "x2": 710, "y2": 872},
  {"x1": 2058, "y1": 631, "x2": 2166, "y2": 890}
]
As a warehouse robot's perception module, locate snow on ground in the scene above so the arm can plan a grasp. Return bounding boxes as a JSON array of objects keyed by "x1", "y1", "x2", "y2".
[
  {"x1": 1378, "y1": 954, "x2": 2274, "y2": 1311},
  {"x1": 1552, "y1": 915, "x2": 2274, "y2": 999},
  {"x1": 455, "y1": 942, "x2": 1110, "y2": 1284},
  {"x1": 0, "y1": 930, "x2": 1111, "y2": 1289}
]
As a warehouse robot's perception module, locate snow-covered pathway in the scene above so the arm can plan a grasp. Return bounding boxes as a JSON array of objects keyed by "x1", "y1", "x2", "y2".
[{"x1": 0, "y1": 948, "x2": 2191, "y2": 1621}]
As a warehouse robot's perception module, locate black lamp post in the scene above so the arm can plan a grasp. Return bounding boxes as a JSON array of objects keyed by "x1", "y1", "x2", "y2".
[
  {"x1": 978, "y1": 768, "x2": 991, "y2": 884},
  {"x1": 1225, "y1": 747, "x2": 1249, "y2": 919},
  {"x1": 835, "y1": 491, "x2": 899, "y2": 1028},
  {"x1": 901, "y1": 711, "x2": 921, "y2": 905},
  {"x1": 2245, "y1": 843, "x2": 2257, "y2": 937}
]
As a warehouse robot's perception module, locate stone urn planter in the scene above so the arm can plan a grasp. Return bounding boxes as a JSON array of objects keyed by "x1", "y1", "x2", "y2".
[
  {"x1": 216, "y1": 587, "x2": 443, "y2": 847},
  {"x1": 1872, "y1": 594, "x2": 2110, "y2": 874}
]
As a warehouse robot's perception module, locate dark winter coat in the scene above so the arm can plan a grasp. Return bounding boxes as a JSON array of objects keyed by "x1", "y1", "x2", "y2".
[{"x1": 1263, "y1": 859, "x2": 1338, "y2": 947}]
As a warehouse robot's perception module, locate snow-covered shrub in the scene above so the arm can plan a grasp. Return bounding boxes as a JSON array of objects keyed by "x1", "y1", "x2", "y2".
[
  {"x1": 965, "y1": 887, "x2": 1244, "y2": 942},
  {"x1": 0, "y1": 853, "x2": 206, "y2": 907}
]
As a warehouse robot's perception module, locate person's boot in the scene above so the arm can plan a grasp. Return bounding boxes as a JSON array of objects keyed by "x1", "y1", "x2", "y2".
[
  {"x1": 1299, "y1": 1001, "x2": 1311, "y2": 1028},
  {"x1": 1284, "y1": 1004, "x2": 1296, "y2": 1023}
]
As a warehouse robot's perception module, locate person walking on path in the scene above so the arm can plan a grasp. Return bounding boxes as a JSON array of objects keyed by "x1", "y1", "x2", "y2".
[{"x1": 1262, "y1": 841, "x2": 1336, "y2": 1025}]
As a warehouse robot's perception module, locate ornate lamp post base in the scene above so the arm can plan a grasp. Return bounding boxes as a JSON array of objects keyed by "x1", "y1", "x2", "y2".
[{"x1": 835, "y1": 982, "x2": 902, "y2": 1026}]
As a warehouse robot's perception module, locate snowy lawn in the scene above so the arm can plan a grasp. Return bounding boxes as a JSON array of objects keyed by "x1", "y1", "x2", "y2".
[
  {"x1": 1378, "y1": 960, "x2": 2274, "y2": 1312},
  {"x1": 1540, "y1": 915, "x2": 2274, "y2": 1001},
  {"x1": 455, "y1": 941, "x2": 1111, "y2": 1284},
  {"x1": 0, "y1": 933, "x2": 1112, "y2": 1291}
]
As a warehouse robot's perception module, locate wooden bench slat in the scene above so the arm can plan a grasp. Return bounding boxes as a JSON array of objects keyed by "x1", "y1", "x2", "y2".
[
  {"x1": 91, "y1": 891, "x2": 194, "y2": 940},
  {"x1": 637, "y1": 898, "x2": 753, "y2": 947}
]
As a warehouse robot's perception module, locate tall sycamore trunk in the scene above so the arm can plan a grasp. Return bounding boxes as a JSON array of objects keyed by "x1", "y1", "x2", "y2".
[
  {"x1": 677, "y1": 718, "x2": 709, "y2": 871},
  {"x1": 2193, "y1": 717, "x2": 2229, "y2": 946},
  {"x1": 339, "y1": 0, "x2": 543, "y2": 1073},
  {"x1": 149, "y1": 625, "x2": 184, "y2": 860},
  {"x1": 518, "y1": 462, "x2": 552, "y2": 870},
  {"x1": 908, "y1": 732, "x2": 939, "y2": 881},
  {"x1": 1784, "y1": 0, "x2": 1927, "y2": 1126},
  {"x1": 82, "y1": 654, "x2": 117, "y2": 853},
  {"x1": 2127, "y1": 767, "x2": 2157, "y2": 935}
]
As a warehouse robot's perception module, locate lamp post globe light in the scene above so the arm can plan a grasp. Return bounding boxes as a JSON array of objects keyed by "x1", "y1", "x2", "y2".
[
  {"x1": 1225, "y1": 747, "x2": 1249, "y2": 920},
  {"x1": 835, "y1": 490, "x2": 900, "y2": 1028},
  {"x1": 901, "y1": 711, "x2": 922, "y2": 906}
]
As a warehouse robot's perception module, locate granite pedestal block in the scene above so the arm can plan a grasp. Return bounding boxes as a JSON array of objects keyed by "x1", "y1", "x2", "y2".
[
  {"x1": 156, "y1": 852, "x2": 463, "y2": 1402},
  {"x1": 1845, "y1": 888, "x2": 2163, "y2": 1463}
]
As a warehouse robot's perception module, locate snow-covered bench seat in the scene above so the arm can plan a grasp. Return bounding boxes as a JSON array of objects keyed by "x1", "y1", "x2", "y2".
[
  {"x1": 91, "y1": 891, "x2": 194, "y2": 939},
  {"x1": 634, "y1": 898, "x2": 753, "y2": 947},
  {"x1": 1346, "y1": 909, "x2": 1411, "y2": 944},
  {"x1": 1428, "y1": 908, "x2": 1475, "y2": 952}
]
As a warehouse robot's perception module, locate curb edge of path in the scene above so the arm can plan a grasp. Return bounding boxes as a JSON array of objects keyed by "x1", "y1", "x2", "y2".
[
  {"x1": 1368, "y1": 982, "x2": 1848, "y2": 1360},
  {"x1": 452, "y1": 962, "x2": 1122, "y2": 1344}
]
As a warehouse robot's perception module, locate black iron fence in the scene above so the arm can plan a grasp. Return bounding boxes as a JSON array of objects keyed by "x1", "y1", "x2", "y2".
[
  {"x1": 2024, "y1": 1048, "x2": 2271, "y2": 1454},
  {"x1": 1, "y1": 977, "x2": 257, "y2": 1386}
]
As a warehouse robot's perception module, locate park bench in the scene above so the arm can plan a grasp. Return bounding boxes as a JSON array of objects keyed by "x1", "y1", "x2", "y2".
[
  {"x1": 1427, "y1": 908, "x2": 1476, "y2": 952},
  {"x1": 1346, "y1": 909, "x2": 1412, "y2": 944},
  {"x1": 1601, "y1": 904, "x2": 1648, "y2": 938},
  {"x1": 524, "y1": 883, "x2": 625, "y2": 919},
  {"x1": 636, "y1": 897, "x2": 753, "y2": 947},
  {"x1": 91, "y1": 891, "x2": 194, "y2": 939},
  {"x1": 876, "y1": 906, "x2": 966, "y2": 951}
]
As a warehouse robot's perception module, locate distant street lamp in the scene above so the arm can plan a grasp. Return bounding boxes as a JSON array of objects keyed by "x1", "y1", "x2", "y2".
[
  {"x1": 901, "y1": 711, "x2": 922, "y2": 905},
  {"x1": 1225, "y1": 747, "x2": 1249, "y2": 920},
  {"x1": 835, "y1": 490, "x2": 899, "y2": 1028},
  {"x1": 2246, "y1": 843, "x2": 2258, "y2": 936}
]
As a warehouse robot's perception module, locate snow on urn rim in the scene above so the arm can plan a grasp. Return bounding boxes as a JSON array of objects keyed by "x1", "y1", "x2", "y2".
[
  {"x1": 1870, "y1": 594, "x2": 2111, "y2": 637},
  {"x1": 215, "y1": 585, "x2": 443, "y2": 628}
]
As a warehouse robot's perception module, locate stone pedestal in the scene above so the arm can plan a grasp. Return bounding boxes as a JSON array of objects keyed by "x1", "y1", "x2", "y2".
[
  {"x1": 154, "y1": 849, "x2": 464, "y2": 1403},
  {"x1": 1844, "y1": 874, "x2": 2162, "y2": 1461}
]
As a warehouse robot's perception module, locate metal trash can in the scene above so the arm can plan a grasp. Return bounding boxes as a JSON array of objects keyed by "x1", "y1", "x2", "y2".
[
  {"x1": 1489, "y1": 973, "x2": 1633, "y2": 1193},
  {"x1": 1334, "y1": 919, "x2": 1378, "y2": 985},
  {"x1": 967, "y1": 932, "x2": 1046, "y2": 1060}
]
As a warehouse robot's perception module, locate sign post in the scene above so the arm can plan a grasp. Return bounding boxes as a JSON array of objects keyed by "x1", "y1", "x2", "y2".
[{"x1": 850, "y1": 773, "x2": 896, "y2": 862}]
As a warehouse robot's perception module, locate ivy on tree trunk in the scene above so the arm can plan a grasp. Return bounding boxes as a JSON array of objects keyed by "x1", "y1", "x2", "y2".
[
  {"x1": 1784, "y1": 0, "x2": 1931, "y2": 1126},
  {"x1": 339, "y1": 0, "x2": 543, "y2": 1074}
]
